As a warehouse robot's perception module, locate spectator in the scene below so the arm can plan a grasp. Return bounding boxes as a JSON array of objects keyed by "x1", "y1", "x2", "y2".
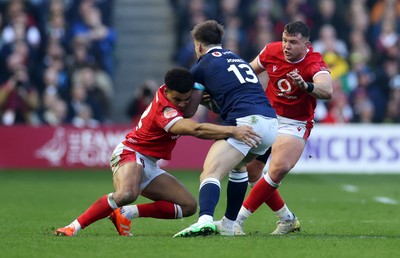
[
  {"x1": 71, "y1": 65, "x2": 112, "y2": 122},
  {"x1": 2, "y1": 9, "x2": 41, "y2": 50},
  {"x1": 40, "y1": 93, "x2": 68, "y2": 126},
  {"x1": 351, "y1": 87, "x2": 375, "y2": 123},
  {"x1": 0, "y1": 66, "x2": 40, "y2": 125},
  {"x1": 386, "y1": 75, "x2": 400, "y2": 123},
  {"x1": 66, "y1": 82, "x2": 102, "y2": 124},
  {"x1": 312, "y1": 24, "x2": 348, "y2": 58},
  {"x1": 321, "y1": 82, "x2": 353, "y2": 123},
  {"x1": 348, "y1": 29, "x2": 372, "y2": 66},
  {"x1": 70, "y1": 5, "x2": 116, "y2": 77},
  {"x1": 126, "y1": 79, "x2": 158, "y2": 125},
  {"x1": 0, "y1": 39, "x2": 33, "y2": 83},
  {"x1": 38, "y1": 39, "x2": 69, "y2": 96},
  {"x1": 46, "y1": 10, "x2": 69, "y2": 48},
  {"x1": 310, "y1": 0, "x2": 349, "y2": 42},
  {"x1": 374, "y1": 16, "x2": 399, "y2": 55},
  {"x1": 71, "y1": 102, "x2": 100, "y2": 128}
]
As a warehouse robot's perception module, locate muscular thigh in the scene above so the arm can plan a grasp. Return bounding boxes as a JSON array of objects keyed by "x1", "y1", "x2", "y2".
[
  {"x1": 113, "y1": 162, "x2": 143, "y2": 194},
  {"x1": 201, "y1": 139, "x2": 245, "y2": 181},
  {"x1": 110, "y1": 143, "x2": 164, "y2": 195},
  {"x1": 270, "y1": 135, "x2": 305, "y2": 174},
  {"x1": 268, "y1": 115, "x2": 310, "y2": 177},
  {"x1": 141, "y1": 173, "x2": 195, "y2": 206}
]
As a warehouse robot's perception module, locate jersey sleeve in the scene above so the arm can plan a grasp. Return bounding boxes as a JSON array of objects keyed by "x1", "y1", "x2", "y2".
[
  {"x1": 156, "y1": 106, "x2": 183, "y2": 132},
  {"x1": 191, "y1": 62, "x2": 206, "y2": 86},
  {"x1": 306, "y1": 53, "x2": 331, "y2": 79},
  {"x1": 257, "y1": 44, "x2": 272, "y2": 70}
]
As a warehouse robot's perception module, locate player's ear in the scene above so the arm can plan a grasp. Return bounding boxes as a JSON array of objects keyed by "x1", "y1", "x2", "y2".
[
  {"x1": 197, "y1": 42, "x2": 203, "y2": 53},
  {"x1": 305, "y1": 41, "x2": 311, "y2": 48}
]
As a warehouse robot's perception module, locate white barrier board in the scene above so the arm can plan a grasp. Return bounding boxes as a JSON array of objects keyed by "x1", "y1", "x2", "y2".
[{"x1": 287, "y1": 124, "x2": 400, "y2": 173}]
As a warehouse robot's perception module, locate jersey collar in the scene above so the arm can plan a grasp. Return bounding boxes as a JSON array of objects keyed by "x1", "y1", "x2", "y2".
[
  {"x1": 285, "y1": 48, "x2": 310, "y2": 64},
  {"x1": 206, "y1": 46, "x2": 223, "y2": 53}
]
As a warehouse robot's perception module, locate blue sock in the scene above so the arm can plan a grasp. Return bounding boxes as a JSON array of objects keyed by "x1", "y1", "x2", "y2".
[
  {"x1": 198, "y1": 178, "x2": 221, "y2": 217},
  {"x1": 224, "y1": 171, "x2": 248, "y2": 221}
]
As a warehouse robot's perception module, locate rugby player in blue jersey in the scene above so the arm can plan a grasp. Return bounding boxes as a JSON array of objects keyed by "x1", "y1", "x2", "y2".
[{"x1": 174, "y1": 20, "x2": 278, "y2": 237}]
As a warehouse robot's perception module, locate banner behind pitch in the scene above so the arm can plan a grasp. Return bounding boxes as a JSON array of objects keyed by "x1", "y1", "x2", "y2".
[
  {"x1": 0, "y1": 124, "x2": 399, "y2": 173},
  {"x1": 293, "y1": 124, "x2": 400, "y2": 173}
]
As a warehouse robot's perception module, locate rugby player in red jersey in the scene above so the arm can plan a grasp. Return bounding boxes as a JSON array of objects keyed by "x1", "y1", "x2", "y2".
[
  {"x1": 235, "y1": 21, "x2": 333, "y2": 235},
  {"x1": 54, "y1": 67, "x2": 261, "y2": 236}
]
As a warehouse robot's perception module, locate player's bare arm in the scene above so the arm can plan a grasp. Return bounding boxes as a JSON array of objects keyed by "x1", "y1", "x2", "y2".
[
  {"x1": 287, "y1": 71, "x2": 333, "y2": 100},
  {"x1": 249, "y1": 58, "x2": 269, "y2": 90},
  {"x1": 169, "y1": 119, "x2": 261, "y2": 147},
  {"x1": 249, "y1": 58, "x2": 264, "y2": 75}
]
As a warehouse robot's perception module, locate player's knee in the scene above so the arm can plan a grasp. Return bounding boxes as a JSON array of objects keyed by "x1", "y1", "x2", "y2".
[
  {"x1": 247, "y1": 161, "x2": 264, "y2": 182},
  {"x1": 181, "y1": 197, "x2": 197, "y2": 217},
  {"x1": 278, "y1": 162, "x2": 293, "y2": 174},
  {"x1": 270, "y1": 162, "x2": 292, "y2": 179},
  {"x1": 115, "y1": 190, "x2": 139, "y2": 206}
]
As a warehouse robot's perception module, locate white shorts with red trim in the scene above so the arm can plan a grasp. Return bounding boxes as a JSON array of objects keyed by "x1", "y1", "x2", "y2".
[{"x1": 109, "y1": 143, "x2": 165, "y2": 191}]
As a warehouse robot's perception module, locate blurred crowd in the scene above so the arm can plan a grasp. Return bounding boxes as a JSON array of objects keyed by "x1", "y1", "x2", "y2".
[
  {"x1": 1, "y1": 0, "x2": 399, "y2": 127},
  {"x1": 170, "y1": 0, "x2": 400, "y2": 124},
  {"x1": 0, "y1": 0, "x2": 115, "y2": 127}
]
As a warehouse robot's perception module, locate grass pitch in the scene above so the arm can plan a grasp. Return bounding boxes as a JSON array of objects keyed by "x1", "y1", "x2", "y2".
[{"x1": 0, "y1": 169, "x2": 399, "y2": 258}]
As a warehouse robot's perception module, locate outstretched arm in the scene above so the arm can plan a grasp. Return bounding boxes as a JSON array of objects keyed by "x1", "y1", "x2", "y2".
[
  {"x1": 287, "y1": 72, "x2": 333, "y2": 100},
  {"x1": 169, "y1": 119, "x2": 261, "y2": 147}
]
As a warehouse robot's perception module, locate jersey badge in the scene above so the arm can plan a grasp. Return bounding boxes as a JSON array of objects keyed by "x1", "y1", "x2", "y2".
[
  {"x1": 164, "y1": 107, "x2": 178, "y2": 119},
  {"x1": 273, "y1": 65, "x2": 277, "y2": 72},
  {"x1": 212, "y1": 51, "x2": 222, "y2": 57}
]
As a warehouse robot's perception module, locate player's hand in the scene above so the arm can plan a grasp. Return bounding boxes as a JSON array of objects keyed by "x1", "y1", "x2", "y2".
[
  {"x1": 287, "y1": 71, "x2": 307, "y2": 91},
  {"x1": 200, "y1": 92, "x2": 211, "y2": 106},
  {"x1": 234, "y1": 125, "x2": 261, "y2": 147}
]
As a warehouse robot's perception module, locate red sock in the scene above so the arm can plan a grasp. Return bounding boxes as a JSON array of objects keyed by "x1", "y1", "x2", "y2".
[
  {"x1": 243, "y1": 177, "x2": 276, "y2": 212},
  {"x1": 137, "y1": 200, "x2": 178, "y2": 219},
  {"x1": 265, "y1": 189, "x2": 285, "y2": 211},
  {"x1": 77, "y1": 195, "x2": 114, "y2": 229}
]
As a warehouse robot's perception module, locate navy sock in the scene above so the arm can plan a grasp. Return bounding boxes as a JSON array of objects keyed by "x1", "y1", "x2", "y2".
[
  {"x1": 198, "y1": 179, "x2": 220, "y2": 217},
  {"x1": 224, "y1": 171, "x2": 248, "y2": 221}
]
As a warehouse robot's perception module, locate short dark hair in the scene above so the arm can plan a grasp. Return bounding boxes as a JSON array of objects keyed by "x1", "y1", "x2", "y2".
[
  {"x1": 164, "y1": 67, "x2": 194, "y2": 93},
  {"x1": 284, "y1": 21, "x2": 310, "y2": 40},
  {"x1": 191, "y1": 20, "x2": 224, "y2": 46}
]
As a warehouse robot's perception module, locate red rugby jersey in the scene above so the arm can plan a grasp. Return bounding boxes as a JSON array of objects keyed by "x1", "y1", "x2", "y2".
[
  {"x1": 257, "y1": 41, "x2": 330, "y2": 122},
  {"x1": 123, "y1": 84, "x2": 183, "y2": 160}
]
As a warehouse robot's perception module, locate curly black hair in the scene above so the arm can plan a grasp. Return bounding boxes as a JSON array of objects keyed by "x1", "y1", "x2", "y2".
[{"x1": 164, "y1": 67, "x2": 194, "y2": 93}]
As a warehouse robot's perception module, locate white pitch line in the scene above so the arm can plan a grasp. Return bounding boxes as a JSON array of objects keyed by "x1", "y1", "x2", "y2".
[
  {"x1": 341, "y1": 184, "x2": 358, "y2": 192},
  {"x1": 340, "y1": 185, "x2": 398, "y2": 205},
  {"x1": 374, "y1": 197, "x2": 398, "y2": 205}
]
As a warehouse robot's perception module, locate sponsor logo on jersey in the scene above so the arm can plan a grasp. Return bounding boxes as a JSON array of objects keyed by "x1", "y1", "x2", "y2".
[
  {"x1": 273, "y1": 65, "x2": 277, "y2": 72},
  {"x1": 164, "y1": 107, "x2": 178, "y2": 118},
  {"x1": 212, "y1": 51, "x2": 222, "y2": 57}
]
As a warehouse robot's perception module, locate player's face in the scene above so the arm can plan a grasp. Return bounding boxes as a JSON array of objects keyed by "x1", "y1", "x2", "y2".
[
  {"x1": 165, "y1": 89, "x2": 192, "y2": 111},
  {"x1": 281, "y1": 32, "x2": 309, "y2": 62}
]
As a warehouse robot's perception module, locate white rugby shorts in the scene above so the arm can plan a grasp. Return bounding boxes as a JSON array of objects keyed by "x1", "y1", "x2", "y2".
[
  {"x1": 109, "y1": 143, "x2": 165, "y2": 192},
  {"x1": 227, "y1": 115, "x2": 278, "y2": 156},
  {"x1": 276, "y1": 115, "x2": 313, "y2": 141}
]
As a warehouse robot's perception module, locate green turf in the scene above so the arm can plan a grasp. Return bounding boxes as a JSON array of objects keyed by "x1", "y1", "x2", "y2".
[{"x1": 0, "y1": 170, "x2": 399, "y2": 258}]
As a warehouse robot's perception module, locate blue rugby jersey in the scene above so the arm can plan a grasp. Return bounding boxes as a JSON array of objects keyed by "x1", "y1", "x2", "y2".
[{"x1": 191, "y1": 47, "x2": 276, "y2": 125}]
